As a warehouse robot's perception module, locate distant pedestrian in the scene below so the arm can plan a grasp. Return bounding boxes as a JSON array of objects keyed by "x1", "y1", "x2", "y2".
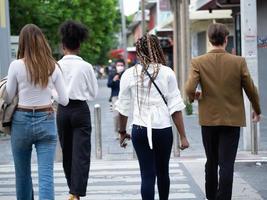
[
  {"x1": 57, "y1": 20, "x2": 98, "y2": 200},
  {"x1": 185, "y1": 23, "x2": 261, "y2": 200},
  {"x1": 107, "y1": 59, "x2": 125, "y2": 139},
  {"x1": 6, "y1": 24, "x2": 69, "y2": 200},
  {"x1": 116, "y1": 34, "x2": 189, "y2": 200}
]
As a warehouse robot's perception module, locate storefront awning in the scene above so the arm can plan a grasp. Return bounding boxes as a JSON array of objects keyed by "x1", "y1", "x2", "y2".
[
  {"x1": 108, "y1": 48, "x2": 137, "y2": 62},
  {"x1": 109, "y1": 49, "x2": 124, "y2": 59},
  {"x1": 194, "y1": 0, "x2": 240, "y2": 11}
]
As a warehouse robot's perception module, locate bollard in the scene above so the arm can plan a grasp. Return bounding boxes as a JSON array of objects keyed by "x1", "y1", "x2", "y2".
[
  {"x1": 172, "y1": 125, "x2": 180, "y2": 157},
  {"x1": 94, "y1": 104, "x2": 102, "y2": 159},
  {"x1": 251, "y1": 122, "x2": 258, "y2": 155}
]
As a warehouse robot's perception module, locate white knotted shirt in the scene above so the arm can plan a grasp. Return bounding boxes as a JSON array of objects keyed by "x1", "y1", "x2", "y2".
[{"x1": 115, "y1": 64, "x2": 185, "y2": 149}]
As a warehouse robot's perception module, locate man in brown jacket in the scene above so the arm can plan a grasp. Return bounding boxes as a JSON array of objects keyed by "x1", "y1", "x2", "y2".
[{"x1": 185, "y1": 23, "x2": 261, "y2": 200}]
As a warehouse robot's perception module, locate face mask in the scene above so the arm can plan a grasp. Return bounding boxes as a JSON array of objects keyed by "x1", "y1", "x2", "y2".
[{"x1": 116, "y1": 66, "x2": 124, "y2": 73}]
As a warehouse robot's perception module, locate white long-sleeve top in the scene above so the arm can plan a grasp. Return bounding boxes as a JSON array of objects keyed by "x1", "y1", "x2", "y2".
[
  {"x1": 6, "y1": 59, "x2": 69, "y2": 106},
  {"x1": 115, "y1": 64, "x2": 185, "y2": 148},
  {"x1": 58, "y1": 55, "x2": 98, "y2": 101}
]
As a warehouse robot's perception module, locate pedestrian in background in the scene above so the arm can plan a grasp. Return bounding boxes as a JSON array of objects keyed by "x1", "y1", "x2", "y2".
[
  {"x1": 6, "y1": 24, "x2": 69, "y2": 200},
  {"x1": 57, "y1": 20, "x2": 98, "y2": 200},
  {"x1": 116, "y1": 34, "x2": 189, "y2": 200},
  {"x1": 185, "y1": 23, "x2": 261, "y2": 200},
  {"x1": 107, "y1": 59, "x2": 125, "y2": 139}
]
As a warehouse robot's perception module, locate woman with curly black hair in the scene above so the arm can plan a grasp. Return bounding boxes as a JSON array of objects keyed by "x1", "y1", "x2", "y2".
[{"x1": 57, "y1": 20, "x2": 98, "y2": 200}]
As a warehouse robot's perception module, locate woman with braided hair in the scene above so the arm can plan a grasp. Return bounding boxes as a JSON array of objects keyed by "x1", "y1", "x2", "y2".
[{"x1": 116, "y1": 34, "x2": 189, "y2": 200}]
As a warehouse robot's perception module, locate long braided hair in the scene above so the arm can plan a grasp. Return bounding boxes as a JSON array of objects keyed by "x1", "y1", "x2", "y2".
[{"x1": 135, "y1": 34, "x2": 167, "y2": 113}]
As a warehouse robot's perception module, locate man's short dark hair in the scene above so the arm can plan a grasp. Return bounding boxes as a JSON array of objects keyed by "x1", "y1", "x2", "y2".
[
  {"x1": 115, "y1": 59, "x2": 125, "y2": 65},
  {"x1": 208, "y1": 23, "x2": 229, "y2": 46}
]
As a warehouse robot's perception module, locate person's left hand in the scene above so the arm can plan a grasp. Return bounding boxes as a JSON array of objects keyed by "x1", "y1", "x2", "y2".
[
  {"x1": 113, "y1": 75, "x2": 120, "y2": 81},
  {"x1": 252, "y1": 111, "x2": 261, "y2": 123},
  {"x1": 180, "y1": 136, "x2": 189, "y2": 150}
]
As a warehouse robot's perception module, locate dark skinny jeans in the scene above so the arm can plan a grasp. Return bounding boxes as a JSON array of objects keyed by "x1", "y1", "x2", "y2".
[{"x1": 132, "y1": 125, "x2": 173, "y2": 200}]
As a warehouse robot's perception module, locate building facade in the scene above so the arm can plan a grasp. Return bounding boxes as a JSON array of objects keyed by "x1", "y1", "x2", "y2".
[{"x1": 0, "y1": 0, "x2": 11, "y2": 77}]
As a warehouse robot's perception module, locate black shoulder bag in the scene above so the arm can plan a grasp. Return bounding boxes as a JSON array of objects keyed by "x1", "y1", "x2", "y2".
[{"x1": 143, "y1": 68, "x2": 168, "y2": 106}]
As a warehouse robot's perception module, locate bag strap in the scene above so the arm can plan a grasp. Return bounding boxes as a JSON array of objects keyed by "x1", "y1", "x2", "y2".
[{"x1": 143, "y1": 67, "x2": 168, "y2": 106}]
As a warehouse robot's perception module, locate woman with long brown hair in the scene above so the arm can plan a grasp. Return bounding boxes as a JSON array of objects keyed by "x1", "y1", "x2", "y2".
[
  {"x1": 6, "y1": 24, "x2": 68, "y2": 200},
  {"x1": 116, "y1": 34, "x2": 189, "y2": 200}
]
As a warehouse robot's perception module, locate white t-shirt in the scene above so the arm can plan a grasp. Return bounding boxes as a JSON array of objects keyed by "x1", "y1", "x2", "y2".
[
  {"x1": 58, "y1": 55, "x2": 98, "y2": 101},
  {"x1": 6, "y1": 59, "x2": 69, "y2": 106}
]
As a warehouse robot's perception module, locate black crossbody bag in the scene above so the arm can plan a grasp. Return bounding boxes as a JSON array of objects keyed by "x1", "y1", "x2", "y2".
[{"x1": 143, "y1": 68, "x2": 168, "y2": 106}]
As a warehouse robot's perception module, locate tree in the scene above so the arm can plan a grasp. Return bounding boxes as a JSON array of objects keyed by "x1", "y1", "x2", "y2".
[{"x1": 10, "y1": 0, "x2": 120, "y2": 65}]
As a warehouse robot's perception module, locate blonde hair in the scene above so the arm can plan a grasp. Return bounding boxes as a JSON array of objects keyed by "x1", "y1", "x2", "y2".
[{"x1": 17, "y1": 24, "x2": 57, "y2": 88}]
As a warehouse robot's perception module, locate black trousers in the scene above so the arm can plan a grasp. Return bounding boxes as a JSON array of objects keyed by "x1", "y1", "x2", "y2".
[
  {"x1": 57, "y1": 100, "x2": 92, "y2": 196},
  {"x1": 201, "y1": 126, "x2": 240, "y2": 200}
]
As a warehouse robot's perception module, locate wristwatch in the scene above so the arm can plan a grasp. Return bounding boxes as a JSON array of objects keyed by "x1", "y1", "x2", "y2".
[{"x1": 118, "y1": 130, "x2": 127, "y2": 135}]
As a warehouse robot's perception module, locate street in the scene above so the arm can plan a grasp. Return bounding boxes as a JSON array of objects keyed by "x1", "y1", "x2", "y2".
[{"x1": 0, "y1": 79, "x2": 266, "y2": 199}]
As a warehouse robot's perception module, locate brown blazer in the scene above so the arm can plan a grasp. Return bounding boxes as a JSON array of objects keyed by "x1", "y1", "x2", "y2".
[{"x1": 185, "y1": 49, "x2": 261, "y2": 126}]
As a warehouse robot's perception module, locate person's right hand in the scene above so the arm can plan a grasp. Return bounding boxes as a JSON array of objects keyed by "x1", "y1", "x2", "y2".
[
  {"x1": 179, "y1": 136, "x2": 189, "y2": 150},
  {"x1": 252, "y1": 111, "x2": 261, "y2": 123},
  {"x1": 194, "y1": 91, "x2": 202, "y2": 100},
  {"x1": 113, "y1": 75, "x2": 120, "y2": 81},
  {"x1": 119, "y1": 132, "x2": 131, "y2": 148}
]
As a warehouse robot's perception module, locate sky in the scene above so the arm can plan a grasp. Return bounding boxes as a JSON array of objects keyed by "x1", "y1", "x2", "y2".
[{"x1": 123, "y1": 0, "x2": 140, "y2": 16}]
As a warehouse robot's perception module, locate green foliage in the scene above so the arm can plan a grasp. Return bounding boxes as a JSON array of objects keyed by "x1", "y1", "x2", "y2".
[
  {"x1": 184, "y1": 101, "x2": 193, "y2": 115},
  {"x1": 126, "y1": 14, "x2": 134, "y2": 25},
  {"x1": 9, "y1": 0, "x2": 120, "y2": 64}
]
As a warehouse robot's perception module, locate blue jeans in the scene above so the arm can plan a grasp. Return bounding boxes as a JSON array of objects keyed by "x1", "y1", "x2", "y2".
[{"x1": 11, "y1": 111, "x2": 57, "y2": 200}]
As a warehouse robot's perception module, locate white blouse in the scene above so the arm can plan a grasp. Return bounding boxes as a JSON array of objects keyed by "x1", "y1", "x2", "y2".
[
  {"x1": 6, "y1": 59, "x2": 69, "y2": 106},
  {"x1": 58, "y1": 55, "x2": 98, "y2": 101},
  {"x1": 115, "y1": 64, "x2": 185, "y2": 149}
]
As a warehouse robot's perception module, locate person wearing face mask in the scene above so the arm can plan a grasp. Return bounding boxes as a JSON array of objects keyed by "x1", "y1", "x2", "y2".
[{"x1": 107, "y1": 59, "x2": 125, "y2": 139}]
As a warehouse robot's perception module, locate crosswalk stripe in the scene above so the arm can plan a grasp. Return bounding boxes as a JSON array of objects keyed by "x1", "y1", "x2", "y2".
[{"x1": 0, "y1": 159, "x2": 200, "y2": 199}]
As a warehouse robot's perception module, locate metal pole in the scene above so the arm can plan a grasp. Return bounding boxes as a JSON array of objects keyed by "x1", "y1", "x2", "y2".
[
  {"x1": 141, "y1": 0, "x2": 146, "y2": 35},
  {"x1": 171, "y1": 0, "x2": 182, "y2": 88},
  {"x1": 251, "y1": 106, "x2": 258, "y2": 155},
  {"x1": 94, "y1": 104, "x2": 102, "y2": 159},
  {"x1": 240, "y1": 0, "x2": 259, "y2": 151},
  {"x1": 120, "y1": 0, "x2": 128, "y2": 68},
  {"x1": 251, "y1": 122, "x2": 258, "y2": 155},
  {"x1": 180, "y1": 0, "x2": 191, "y2": 98},
  {"x1": 170, "y1": 0, "x2": 182, "y2": 157},
  {"x1": 172, "y1": 125, "x2": 180, "y2": 157}
]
